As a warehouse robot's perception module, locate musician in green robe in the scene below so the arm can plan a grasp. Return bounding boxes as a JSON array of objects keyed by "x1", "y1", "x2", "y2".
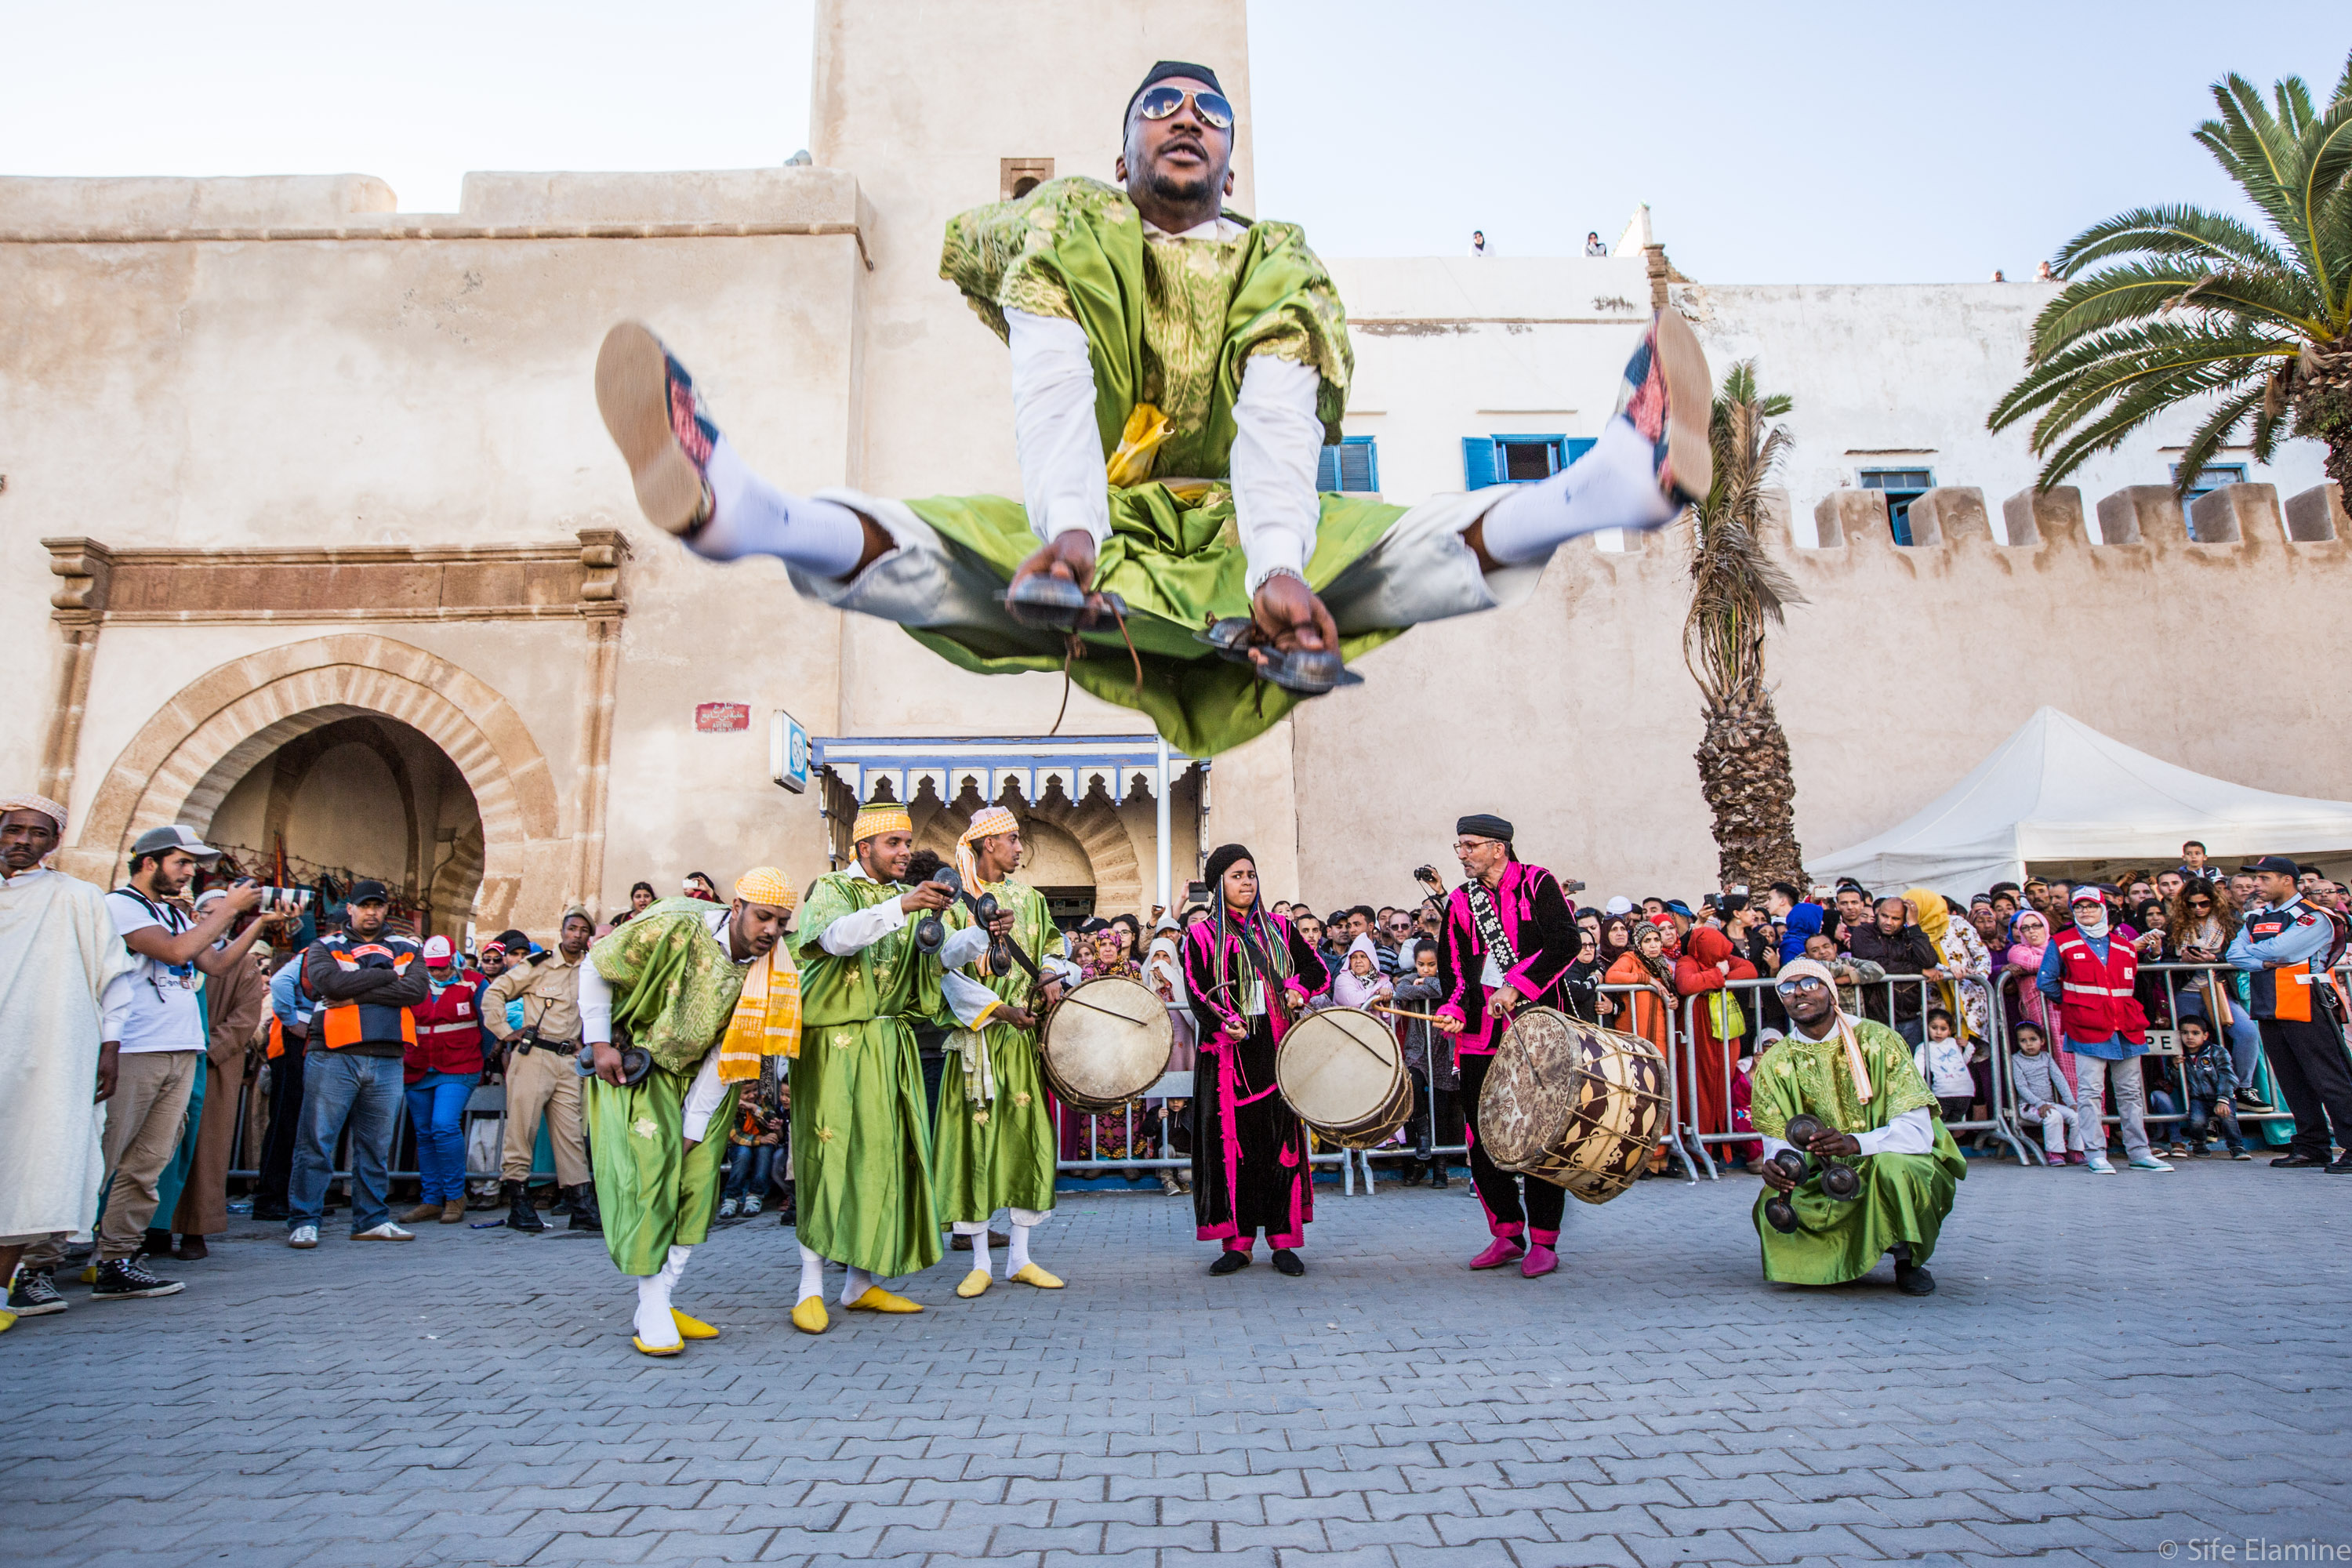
[
  {"x1": 935, "y1": 804, "x2": 1069, "y2": 1299},
  {"x1": 787, "y1": 798, "x2": 999, "y2": 1334},
  {"x1": 594, "y1": 60, "x2": 1711, "y2": 757},
  {"x1": 1751, "y1": 958, "x2": 1965, "y2": 1297}
]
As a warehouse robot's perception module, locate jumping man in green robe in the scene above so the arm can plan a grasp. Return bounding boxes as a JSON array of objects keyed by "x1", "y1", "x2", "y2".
[
  {"x1": 1751, "y1": 958, "x2": 1965, "y2": 1296},
  {"x1": 579, "y1": 870, "x2": 797, "y2": 1356},
  {"x1": 595, "y1": 60, "x2": 1715, "y2": 757},
  {"x1": 936, "y1": 804, "x2": 1069, "y2": 1298},
  {"x1": 786, "y1": 800, "x2": 1001, "y2": 1334}
]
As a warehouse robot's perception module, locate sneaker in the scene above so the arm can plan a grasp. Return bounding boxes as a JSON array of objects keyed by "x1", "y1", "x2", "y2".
[
  {"x1": 2085, "y1": 1156, "x2": 2116, "y2": 1174},
  {"x1": 595, "y1": 321, "x2": 720, "y2": 536},
  {"x1": 354, "y1": 1222, "x2": 415, "y2": 1241},
  {"x1": 741, "y1": 1196, "x2": 762, "y2": 1217},
  {"x1": 717, "y1": 1198, "x2": 739, "y2": 1219},
  {"x1": 1614, "y1": 307, "x2": 1715, "y2": 507},
  {"x1": 90, "y1": 1258, "x2": 185, "y2": 1299},
  {"x1": 2231, "y1": 1150, "x2": 2254, "y2": 1161},
  {"x1": 286, "y1": 1224, "x2": 319, "y2": 1249},
  {"x1": 6, "y1": 1270, "x2": 68, "y2": 1317},
  {"x1": 2126, "y1": 1155, "x2": 2174, "y2": 1172}
]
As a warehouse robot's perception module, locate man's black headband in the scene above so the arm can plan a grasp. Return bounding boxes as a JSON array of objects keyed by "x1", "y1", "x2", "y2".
[{"x1": 1456, "y1": 814, "x2": 1514, "y2": 843}]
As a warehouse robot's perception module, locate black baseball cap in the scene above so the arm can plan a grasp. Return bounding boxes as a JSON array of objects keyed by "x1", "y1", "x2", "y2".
[
  {"x1": 347, "y1": 878, "x2": 390, "y2": 905},
  {"x1": 2245, "y1": 855, "x2": 2300, "y2": 877}
]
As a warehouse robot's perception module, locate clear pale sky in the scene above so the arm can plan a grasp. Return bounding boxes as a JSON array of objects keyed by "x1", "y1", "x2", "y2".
[{"x1": 6, "y1": 1, "x2": 2341, "y2": 284}]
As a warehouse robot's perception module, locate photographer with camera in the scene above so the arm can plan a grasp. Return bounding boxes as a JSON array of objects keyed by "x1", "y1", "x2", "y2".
[{"x1": 481, "y1": 909, "x2": 600, "y2": 1232}]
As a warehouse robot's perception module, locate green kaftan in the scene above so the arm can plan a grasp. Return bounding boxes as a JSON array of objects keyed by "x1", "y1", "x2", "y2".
[
  {"x1": 1748, "y1": 1021, "x2": 1967, "y2": 1284},
  {"x1": 791, "y1": 872, "x2": 943, "y2": 1279},
  {"x1": 585, "y1": 1067, "x2": 738, "y2": 1276},
  {"x1": 931, "y1": 878, "x2": 1061, "y2": 1222},
  {"x1": 580, "y1": 899, "x2": 753, "y2": 1274},
  {"x1": 917, "y1": 176, "x2": 1406, "y2": 757}
]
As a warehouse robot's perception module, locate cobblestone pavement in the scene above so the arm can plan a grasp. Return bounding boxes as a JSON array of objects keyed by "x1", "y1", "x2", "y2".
[{"x1": 5, "y1": 1157, "x2": 2347, "y2": 1567}]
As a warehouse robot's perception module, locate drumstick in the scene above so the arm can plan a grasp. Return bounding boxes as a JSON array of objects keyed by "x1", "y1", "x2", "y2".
[
  {"x1": 1372, "y1": 1004, "x2": 1446, "y2": 1024},
  {"x1": 1054, "y1": 989, "x2": 1153, "y2": 1026}
]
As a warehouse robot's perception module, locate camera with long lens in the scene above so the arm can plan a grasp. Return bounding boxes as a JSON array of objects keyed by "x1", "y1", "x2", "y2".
[
  {"x1": 1761, "y1": 1112, "x2": 1863, "y2": 1233},
  {"x1": 911, "y1": 866, "x2": 963, "y2": 954}
]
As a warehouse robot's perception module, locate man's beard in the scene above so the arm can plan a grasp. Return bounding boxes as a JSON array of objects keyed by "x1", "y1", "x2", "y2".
[{"x1": 1147, "y1": 164, "x2": 1214, "y2": 205}]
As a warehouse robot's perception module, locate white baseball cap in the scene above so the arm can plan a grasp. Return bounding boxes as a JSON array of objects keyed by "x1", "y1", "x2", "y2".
[{"x1": 422, "y1": 935, "x2": 456, "y2": 961}]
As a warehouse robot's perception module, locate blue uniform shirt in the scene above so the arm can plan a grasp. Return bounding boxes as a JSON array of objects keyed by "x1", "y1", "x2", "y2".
[
  {"x1": 268, "y1": 956, "x2": 314, "y2": 1034},
  {"x1": 2037, "y1": 927, "x2": 2143, "y2": 1058},
  {"x1": 2224, "y1": 898, "x2": 2332, "y2": 971}
]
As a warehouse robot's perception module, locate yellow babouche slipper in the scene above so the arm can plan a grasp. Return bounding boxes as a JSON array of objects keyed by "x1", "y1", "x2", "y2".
[
  {"x1": 0, "y1": 1308, "x2": 16, "y2": 1334},
  {"x1": 631, "y1": 1334, "x2": 684, "y2": 1357},
  {"x1": 670, "y1": 1308, "x2": 718, "y2": 1340},
  {"x1": 845, "y1": 1284, "x2": 923, "y2": 1314},
  {"x1": 955, "y1": 1269, "x2": 992, "y2": 1299},
  {"x1": 1010, "y1": 1262, "x2": 1065, "y2": 1290},
  {"x1": 790, "y1": 1295, "x2": 830, "y2": 1334}
]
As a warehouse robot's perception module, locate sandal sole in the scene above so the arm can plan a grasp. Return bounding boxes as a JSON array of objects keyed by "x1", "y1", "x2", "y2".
[
  {"x1": 595, "y1": 321, "x2": 705, "y2": 535},
  {"x1": 1650, "y1": 308, "x2": 1713, "y2": 503}
]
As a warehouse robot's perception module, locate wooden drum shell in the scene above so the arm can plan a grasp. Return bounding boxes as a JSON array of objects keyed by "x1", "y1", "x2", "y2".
[
  {"x1": 1276, "y1": 1006, "x2": 1413, "y2": 1150},
  {"x1": 1475, "y1": 1007, "x2": 1670, "y2": 1205},
  {"x1": 1039, "y1": 975, "x2": 1173, "y2": 1115}
]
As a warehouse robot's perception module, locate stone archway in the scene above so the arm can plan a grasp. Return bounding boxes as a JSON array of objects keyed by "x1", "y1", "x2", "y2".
[
  {"x1": 905, "y1": 779, "x2": 1145, "y2": 917},
  {"x1": 68, "y1": 633, "x2": 564, "y2": 931}
]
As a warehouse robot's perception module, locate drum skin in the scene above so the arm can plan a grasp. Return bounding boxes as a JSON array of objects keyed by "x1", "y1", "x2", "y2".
[
  {"x1": 1476, "y1": 1007, "x2": 1668, "y2": 1204},
  {"x1": 1040, "y1": 975, "x2": 1172, "y2": 1113},
  {"x1": 1277, "y1": 1007, "x2": 1413, "y2": 1149}
]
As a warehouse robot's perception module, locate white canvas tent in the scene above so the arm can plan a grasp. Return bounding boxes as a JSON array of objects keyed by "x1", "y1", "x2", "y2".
[{"x1": 1810, "y1": 707, "x2": 2352, "y2": 898}]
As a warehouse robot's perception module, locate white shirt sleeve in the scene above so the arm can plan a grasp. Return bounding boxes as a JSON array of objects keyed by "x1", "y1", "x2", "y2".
[
  {"x1": 937, "y1": 924, "x2": 990, "y2": 971},
  {"x1": 1761, "y1": 1106, "x2": 1935, "y2": 1160},
  {"x1": 1229, "y1": 353, "x2": 1325, "y2": 593},
  {"x1": 819, "y1": 898, "x2": 909, "y2": 956},
  {"x1": 680, "y1": 1048, "x2": 729, "y2": 1142},
  {"x1": 940, "y1": 970, "x2": 1003, "y2": 1029},
  {"x1": 100, "y1": 969, "x2": 138, "y2": 1039},
  {"x1": 578, "y1": 961, "x2": 614, "y2": 1046},
  {"x1": 1005, "y1": 309, "x2": 1110, "y2": 548}
]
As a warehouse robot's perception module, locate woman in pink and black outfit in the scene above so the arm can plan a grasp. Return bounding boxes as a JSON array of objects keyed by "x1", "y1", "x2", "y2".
[
  {"x1": 1431, "y1": 812, "x2": 1584, "y2": 1279},
  {"x1": 1181, "y1": 843, "x2": 1330, "y2": 1279}
]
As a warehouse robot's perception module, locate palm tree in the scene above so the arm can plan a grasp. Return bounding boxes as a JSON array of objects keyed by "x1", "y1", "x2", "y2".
[
  {"x1": 1990, "y1": 55, "x2": 2352, "y2": 495},
  {"x1": 1685, "y1": 361, "x2": 1807, "y2": 891}
]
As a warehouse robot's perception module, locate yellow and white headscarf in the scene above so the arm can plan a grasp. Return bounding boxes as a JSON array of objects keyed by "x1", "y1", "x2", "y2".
[
  {"x1": 851, "y1": 799, "x2": 913, "y2": 844},
  {"x1": 717, "y1": 866, "x2": 800, "y2": 1083},
  {"x1": 955, "y1": 804, "x2": 1020, "y2": 891},
  {"x1": 1774, "y1": 956, "x2": 1875, "y2": 1105}
]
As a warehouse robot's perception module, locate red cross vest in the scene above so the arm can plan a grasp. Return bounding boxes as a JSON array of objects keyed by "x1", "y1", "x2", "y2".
[{"x1": 2052, "y1": 927, "x2": 2147, "y2": 1045}]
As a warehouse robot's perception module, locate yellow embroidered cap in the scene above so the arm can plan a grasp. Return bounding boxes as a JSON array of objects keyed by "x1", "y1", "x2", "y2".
[
  {"x1": 734, "y1": 866, "x2": 798, "y2": 911},
  {"x1": 851, "y1": 800, "x2": 913, "y2": 843}
]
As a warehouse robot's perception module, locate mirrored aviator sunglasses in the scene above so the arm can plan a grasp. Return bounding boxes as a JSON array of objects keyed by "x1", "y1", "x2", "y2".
[{"x1": 1135, "y1": 85, "x2": 1234, "y2": 129}]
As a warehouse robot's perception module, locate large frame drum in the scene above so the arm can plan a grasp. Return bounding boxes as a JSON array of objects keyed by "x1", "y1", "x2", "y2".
[
  {"x1": 1276, "y1": 1006, "x2": 1413, "y2": 1149},
  {"x1": 1040, "y1": 975, "x2": 1172, "y2": 1113},
  {"x1": 1475, "y1": 1007, "x2": 1668, "y2": 1204}
]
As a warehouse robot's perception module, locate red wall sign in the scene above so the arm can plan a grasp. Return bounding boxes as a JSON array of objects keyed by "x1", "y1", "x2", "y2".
[{"x1": 695, "y1": 702, "x2": 750, "y2": 733}]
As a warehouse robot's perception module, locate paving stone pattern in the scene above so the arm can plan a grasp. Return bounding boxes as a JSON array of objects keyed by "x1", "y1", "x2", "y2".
[{"x1": 5, "y1": 1160, "x2": 2348, "y2": 1566}]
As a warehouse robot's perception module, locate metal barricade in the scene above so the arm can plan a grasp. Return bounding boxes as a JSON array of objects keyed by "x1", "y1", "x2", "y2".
[{"x1": 1594, "y1": 980, "x2": 1703, "y2": 1182}]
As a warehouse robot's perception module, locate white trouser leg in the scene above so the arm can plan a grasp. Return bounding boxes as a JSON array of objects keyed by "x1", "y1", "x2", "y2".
[
  {"x1": 1478, "y1": 418, "x2": 1680, "y2": 567},
  {"x1": 796, "y1": 1241, "x2": 826, "y2": 1305},
  {"x1": 688, "y1": 437, "x2": 868, "y2": 578}
]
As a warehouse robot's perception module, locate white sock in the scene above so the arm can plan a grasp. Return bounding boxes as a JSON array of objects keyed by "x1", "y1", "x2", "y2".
[
  {"x1": 955, "y1": 1220, "x2": 993, "y2": 1276},
  {"x1": 688, "y1": 437, "x2": 869, "y2": 577},
  {"x1": 1007, "y1": 1220, "x2": 1033, "y2": 1275},
  {"x1": 797, "y1": 1242, "x2": 826, "y2": 1305},
  {"x1": 1479, "y1": 416, "x2": 1679, "y2": 567},
  {"x1": 840, "y1": 1265, "x2": 873, "y2": 1305},
  {"x1": 633, "y1": 1272, "x2": 680, "y2": 1348}
]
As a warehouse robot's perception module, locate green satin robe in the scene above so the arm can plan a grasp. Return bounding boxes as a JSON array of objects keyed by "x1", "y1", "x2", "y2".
[{"x1": 931, "y1": 877, "x2": 1061, "y2": 1222}]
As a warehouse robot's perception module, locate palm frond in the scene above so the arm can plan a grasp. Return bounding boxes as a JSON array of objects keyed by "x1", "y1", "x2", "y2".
[
  {"x1": 2054, "y1": 204, "x2": 2287, "y2": 275},
  {"x1": 2170, "y1": 386, "x2": 2265, "y2": 500}
]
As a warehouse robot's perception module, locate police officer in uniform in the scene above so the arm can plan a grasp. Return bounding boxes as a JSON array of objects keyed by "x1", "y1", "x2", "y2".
[{"x1": 2227, "y1": 855, "x2": 2352, "y2": 1171}]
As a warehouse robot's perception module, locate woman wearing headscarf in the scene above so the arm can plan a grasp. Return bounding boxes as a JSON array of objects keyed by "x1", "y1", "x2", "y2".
[
  {"x1": 1675, "y1": 925, "x2": 1757, "y2": 1154},
  {"x1": 1180, "y1": 844, "x2": 1329, "y2": 1277},
  {"x1": 1330, "y1": 932, "x2": 1394, "y2": 1011},
  {"x1": 1904, "y1": 887, "x2": 1990, "y2": 1043},
  {"x1": 2000, "y1": 908, "x2": 2071, "y2": 1092},
  {"x1": 1605, "y1": 921, "x2": 1675, "y2": 1051}
]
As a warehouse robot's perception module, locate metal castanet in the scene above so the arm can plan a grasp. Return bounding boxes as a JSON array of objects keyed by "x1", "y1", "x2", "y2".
[
  {"x1": 1039, "y1": 975, "x2": 1171, "y2": 1114},
  {"x1": 1276, "y1": 1006, "x2": 1412, "y2": 1150},
  {"x1": 1475, "y1": 1006, "x2": 1670, "y2": 1205}
]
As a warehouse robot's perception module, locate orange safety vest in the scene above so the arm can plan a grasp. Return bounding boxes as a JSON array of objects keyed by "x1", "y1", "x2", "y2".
[{"x1": 308, "y1": 937, "x2": 421, "y2": 1050}]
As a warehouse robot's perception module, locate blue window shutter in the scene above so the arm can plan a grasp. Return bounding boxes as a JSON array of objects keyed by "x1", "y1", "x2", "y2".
[
  {"x1": 1566, "y1": 437, "x2": 1596, "y2": 466},
  {"x1": 1316, "y1": 446, "x2": 1340, "y2": 492},
  {"x1": 1346, "y1": 437, "x2": 1379, "y2": 492},
  {"x1": 1462, "y1": 437, "x2": 1499, "y2": 488}
]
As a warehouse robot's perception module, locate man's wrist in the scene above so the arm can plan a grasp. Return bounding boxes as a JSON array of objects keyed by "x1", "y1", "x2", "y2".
[{"x1": 1244, "y1": 535, "x2": 1309, "y2": 597}]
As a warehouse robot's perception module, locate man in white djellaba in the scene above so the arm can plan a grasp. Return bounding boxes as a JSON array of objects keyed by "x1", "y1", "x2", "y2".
[{"x1": 0, "y1": 793, "x2": 139, "y2": 1330}]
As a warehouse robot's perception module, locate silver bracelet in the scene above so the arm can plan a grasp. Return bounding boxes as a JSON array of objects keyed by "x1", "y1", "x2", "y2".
[{"x1": 1252, "y1": 564, "x2": 1307, "y2": 593}]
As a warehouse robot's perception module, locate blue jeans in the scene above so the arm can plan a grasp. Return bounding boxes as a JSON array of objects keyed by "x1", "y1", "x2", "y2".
[
  {"x1": 722, "y1": 1143, "x2": 777, "y2": 1201},
  {"x1": 2183, "y1": 1094, "x2": 2245, "y2": 1152},
  {"x1": 289, "y1": 1051, "x2": 405, "y2": 1234},
  {"x1": 404, "y1": 1071, "x2": 480, "y2": 1203},
  {"x1": 2175, "y1": 993, "x2": 2263, "y2": 1092}
]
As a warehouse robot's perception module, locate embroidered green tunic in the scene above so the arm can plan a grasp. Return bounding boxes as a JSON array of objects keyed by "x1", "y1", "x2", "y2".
[
  {"x1": 1748, "y1": 1020, "x2": 1967, "y2": 1284},
  {"x1": 791, "y1": 872, "x2": 943, "y2": 1279},
  {"x1": 914, "y1": 176, "x2": 1409, "y2": 756},
  {"x1": 931, "y1": 877, "x2": 1062, "y2": 1222}
]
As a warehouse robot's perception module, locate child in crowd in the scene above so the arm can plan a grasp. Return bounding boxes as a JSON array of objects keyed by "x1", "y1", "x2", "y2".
[
  {"x1": 1913, "y1": 1007, "x2": 1975, "y2": 1124},
  {"x1": 717, "y1": 1073, "x2": 786, "y2": 1218},
  {"x1": 1802, "y1": 931, "x2": 1883, "y2": 1016},
  {"x1": 1390, "y1": 939, "x2": 1457, "y2": 1188},
  {"x1": 2006, "y1": 1021, "x2": 2084, "y2": 1166},
  {"x1": 2171, "y1": 1014, "x2": 2249, "y2": 1160}
]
